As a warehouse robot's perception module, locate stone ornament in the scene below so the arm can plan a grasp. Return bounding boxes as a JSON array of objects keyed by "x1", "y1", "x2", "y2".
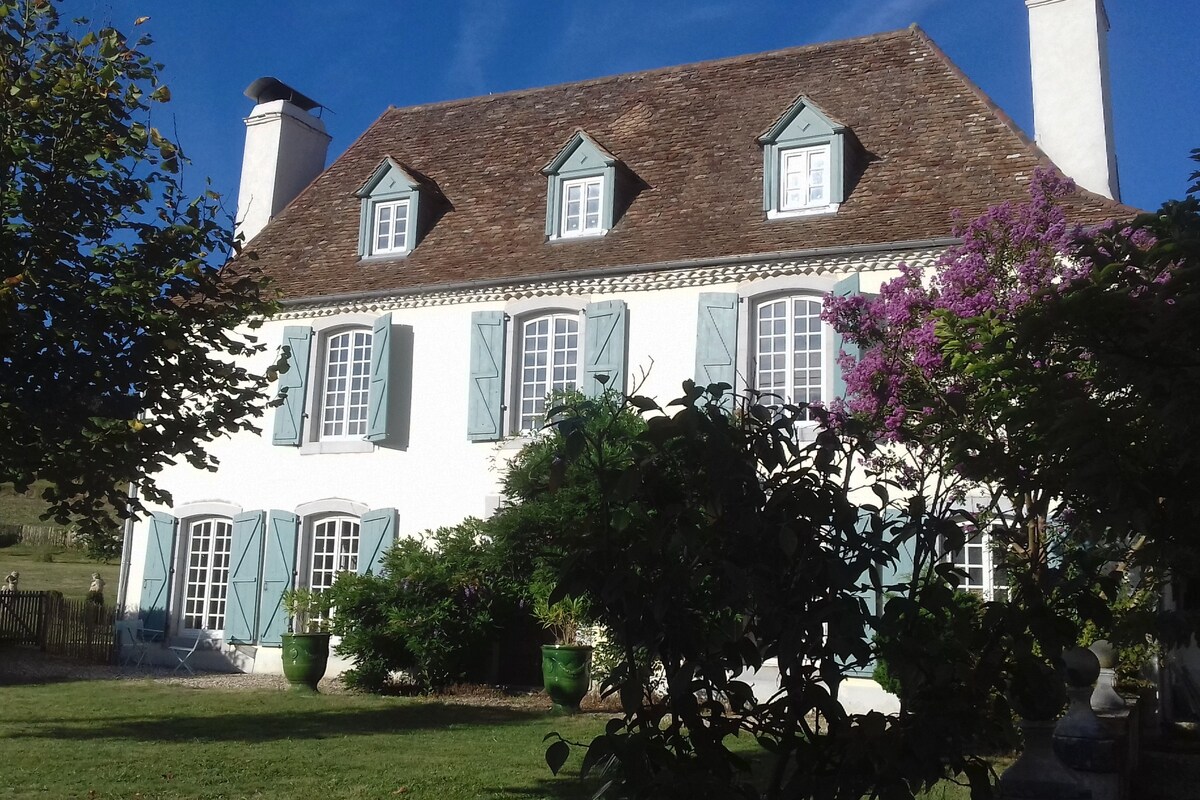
[
  {"x1": 1054, "y1": 647, "x2": 1120, "y2": 773},
  {"x1": 1088, "y1": 639, "x2": 1127, "y2": 713}
]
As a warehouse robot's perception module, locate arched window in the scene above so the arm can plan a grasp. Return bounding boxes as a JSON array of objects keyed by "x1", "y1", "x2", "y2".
[
  {"x1": 516, "y1": 312, "x2": 580, "y2": 432},
  {"x1": 308, "y1": 516, "x2": 361, "y2": 593},
  {"x1": 180, "y1": 517, "x2": 233, "y2": 633},
  {"x1": 319, "y1": 328, "x2": 373, "y2": 439},
  {"x1": 752, "y1": 294, "x2": 825, "y2": 418}
]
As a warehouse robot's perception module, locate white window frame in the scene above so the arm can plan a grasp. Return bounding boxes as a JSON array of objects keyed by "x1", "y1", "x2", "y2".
[
  {"x1": 317, "y1": 327, "x2": 373, "y2": 442},
  {"x1": 558, "y1": 176, "x2": 605, "y2": 238},
  {"x1": 750, "y1": 293, "x2": 828, "y2": 423},
  {"x1": 946, "y1": 523, "x2": 1005, "y2": 601},
  {"x1": 779, "y1": 144, "x2": 832, "y2": 213},
  {"x1": 178, "y1": 516, "x2": 233, "y2": 636},
  {"x1": 303, "y1": 515, "x2": 361, "y2": 595},
  {"x1": 514, "y1": 311, "x2": 582, "y2": 434},
  {"x1": 371, "y1": 198, "x2": 410, "y2": 256}
]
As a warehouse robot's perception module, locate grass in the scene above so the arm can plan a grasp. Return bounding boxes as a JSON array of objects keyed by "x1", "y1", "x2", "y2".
[
  {"x1": 0, "y1": 543, "x2": 117, "y2": 601},
  {"x1": 0, "y1": 680, "x2": 605, "y2": 800},
  {"x1": 0, "y1": 676, "x2": 986, "y2": 800},
  {"x1": 0, "y1": 482, "x2": 56, "y2": 528}
]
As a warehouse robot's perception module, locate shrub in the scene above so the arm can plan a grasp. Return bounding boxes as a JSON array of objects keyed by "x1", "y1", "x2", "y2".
[
  {"x1": 873, "y1": 586, "x2": 986, "y2": 698},
  {"x1": 329, "y1": 518, "x2": 520, "y2": 692}
]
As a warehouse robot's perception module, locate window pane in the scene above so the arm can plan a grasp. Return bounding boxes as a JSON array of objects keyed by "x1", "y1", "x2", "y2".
[
  {"x1": 182, "y1": 518, "x2": 232, "y2": 632},
  {"x1": 519, "y1": 314, "x2": 579, "y2": 431},
  {"x1": 321, "y1": 330, "x2": 373, "y2": 439}
]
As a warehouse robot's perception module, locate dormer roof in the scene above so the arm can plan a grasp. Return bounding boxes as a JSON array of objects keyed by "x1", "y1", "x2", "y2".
[{"x1": 241, "y1": 26, "x2": 1133, "y2": 302}]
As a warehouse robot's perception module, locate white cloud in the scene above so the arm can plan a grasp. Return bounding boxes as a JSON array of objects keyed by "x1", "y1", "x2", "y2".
[
  {"x1": 447, "y1": 0, "x2": 509, "y2": 96},
  {"x1": 816, "y1": 0, "x2": 947, "y2": 42}
]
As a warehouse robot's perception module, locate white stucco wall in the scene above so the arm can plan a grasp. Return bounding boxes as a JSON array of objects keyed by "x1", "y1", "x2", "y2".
[{"x1": 121, "y1": 255, "x2": 918, "y2": 692}]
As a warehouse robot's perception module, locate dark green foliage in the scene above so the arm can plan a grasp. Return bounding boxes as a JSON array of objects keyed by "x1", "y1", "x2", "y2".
[
  {"x1": 538, "y1": 385, "x2": 1015, "y2": 799},
  {"x1": 0, "y1": 1, "x2": 280, "y2": 551},
  {"x1": 329, "y1": 518, "x2": 520, "y2": 692},
  {"x1": 874, "y1": 588, "x2": 985, "y2": 697},
  {"x1": 331, "y1": 393, "x2": 643, "y2": 691}
]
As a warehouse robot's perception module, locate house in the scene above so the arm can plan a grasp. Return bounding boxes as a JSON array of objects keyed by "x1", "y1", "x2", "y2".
[{"x1": 115, "y1": 0, "x2": 1128, "y2": 703}]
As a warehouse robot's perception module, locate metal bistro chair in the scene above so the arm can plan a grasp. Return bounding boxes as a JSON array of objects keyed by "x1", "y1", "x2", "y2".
[
  {"x1": 168, "y1": 632, "x2": 203, "y2": 675},
  {"x1": 114, "y1": 619, "x2": 151, "y2": 668}
]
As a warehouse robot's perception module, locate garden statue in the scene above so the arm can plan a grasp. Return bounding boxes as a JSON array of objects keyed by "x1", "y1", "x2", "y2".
[
  {"x1": 2, "y1": 571, "x2": 17, "y2": 592},
  {"x1": 87, "y1": 572, "x2": 105, "y2": 604}
]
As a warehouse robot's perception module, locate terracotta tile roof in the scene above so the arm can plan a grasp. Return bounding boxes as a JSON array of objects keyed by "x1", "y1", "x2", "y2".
[{"x1": 244, "y1": 26, "x2": 1133, "y2": 302}]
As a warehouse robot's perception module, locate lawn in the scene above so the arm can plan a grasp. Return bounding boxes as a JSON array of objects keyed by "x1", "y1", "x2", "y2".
[
  {"x1": 0, "y1": 676, "x2": 980, "y2": 800},
  {"x1": 0, "y1": 482, "x2": 55, "y2": 528},
  {"x1": 0, "y1": 543, "x2": 117, "y2": 601},
  {"x1": 0, "y1": 679, "x2": 606, "y2": 800}
]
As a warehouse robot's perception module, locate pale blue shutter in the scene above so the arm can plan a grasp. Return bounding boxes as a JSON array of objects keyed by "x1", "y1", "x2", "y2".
[
  {"x1": 830, "y1": 274, "x2": 862, "y2": 402},
  {"x1": 225, "y1": 511, "x2": 265, "y2": 644},
  {"x1": 583, "y1": 300, "x2": 628, "y2": 398},
  {"x1": 366, "y1": 313, "x2": 392, "y2": 443},
  {"x1": 272, "y1": 326, "x2": 313, "y2": 446},
  {"x1": 358, "y1": 508, "x2": 397, "y2": 577},
  {"x1": 140, "y1": 512, "x2": 176, "y2": 637},
  {"x1": 467, "y1": 310, "x2": 506, "y2": 441},
  {"x1": 258, "y1": 510, "x2": 298, "y2": 645},
  {"x1": 694, "y1": 293, "x2": 739, "y2": 394}
]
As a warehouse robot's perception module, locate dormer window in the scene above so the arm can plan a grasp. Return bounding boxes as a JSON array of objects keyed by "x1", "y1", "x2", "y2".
[
  {"x1": 372, "y1": 199, "x2": 410, "y2": 255},
  {"x1": 759, "y1": 96, "x2": 858, "y2": 219},
  {"x1": 780, "y1": 144, "x2": 830, "y2": 212},
  {"x1": 357, "y1": 157, "x2": 424, "y2": 258},
  {"x1": 561, "y1": 176, "x2": 604, "y2": 237},
  {"x1": 543, "y1": 130, "x2": 624, "y2": 241}
]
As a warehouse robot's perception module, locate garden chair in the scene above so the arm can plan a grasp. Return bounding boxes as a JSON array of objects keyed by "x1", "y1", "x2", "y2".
[
  {"x1": 169, "y1": 633, "x2": 203, "y2": 675},
  {"x1": 114, "y1": 619, "x2": 150, "y2": 668}
]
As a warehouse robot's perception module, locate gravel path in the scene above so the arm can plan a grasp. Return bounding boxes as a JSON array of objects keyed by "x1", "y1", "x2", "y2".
[
  {"x1": 0, "y1": 646, "x2": 622, "y2": 712},
  {"x1": 0, "y1": 646, "x2": 349, "y2": 692}
]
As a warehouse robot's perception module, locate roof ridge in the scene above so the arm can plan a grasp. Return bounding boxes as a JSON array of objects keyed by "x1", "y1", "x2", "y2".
[{"x1": 379, "y1": 27, "x2": 918, "y2": 121}]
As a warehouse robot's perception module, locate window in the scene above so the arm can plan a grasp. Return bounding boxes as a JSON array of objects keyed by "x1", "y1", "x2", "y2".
[
  {"x1": 947, "y1": 525, "x2": 1007, "y2": 601},
  {"x1": 517, "y1": 313, "x2": 581, "y2": 432},
  {"x1": 759, "y1": 95, "x2": 855, "y2": 218},
  {"x1": 308, "y1": 516, "x2": 360, "y2": 593},
  {"x1": 372, "y1": 199, "x2": 409, "y2": 255},
  {"x1": 560, "y1": 177, "x2": 604, "y2": 237},
  {"x1": 780, "y1": 145, "x2": 830, "y2": 212},
  {"x1": 356, "y1": 157, "x2": 423, "y2": 258},
  {"x1": 752, "y1": 295, "x2": 824, "y2": 418},
  {"x1": 318, "y1": 328, "x2": 373, "y2": 440},
  {"x1": 181, "y1": 518, "x2": 232, "y2": 633},
  {"x1": 542, "y1": 130, "x2": 622, "y2": 241},
  {"x1": 272, "y1": 313, "x2": 401, "y2": 450},
  {"x1": 467, "y1": 300, "x2": 627, "y2": 442}
]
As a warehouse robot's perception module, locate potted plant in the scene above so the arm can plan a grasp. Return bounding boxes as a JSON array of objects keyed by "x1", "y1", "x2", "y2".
[
  {"x1": 534, "y1": 587, "x2": 593, "y2": 714},
  {"x1": 280, "y1": 588, "x2": 332, "y2": 692}
]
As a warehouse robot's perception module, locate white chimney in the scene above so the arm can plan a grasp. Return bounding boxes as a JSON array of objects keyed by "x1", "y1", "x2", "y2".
[
  {"x1": 1025, "y1": 0, "x2": 1120, "y2": 201},
  {"x1": 235, "y1": 77, "x2": 331, "y2": 244}
]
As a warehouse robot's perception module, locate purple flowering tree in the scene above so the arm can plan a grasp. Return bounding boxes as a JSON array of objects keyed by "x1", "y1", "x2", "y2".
[
  {"x1": 826, "y1": 158, "x2": 1200, "y2": 648},
  {"x1": 825, "y1": 169, "x2": 1093, "y2": 571}
]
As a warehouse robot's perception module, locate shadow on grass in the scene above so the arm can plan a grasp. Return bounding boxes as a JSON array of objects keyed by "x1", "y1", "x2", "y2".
[
  {"x1": 5, "y1": 701, "x2": 554, "y2": 743},
  {"x1": 483, "y1": 777, "x2": 601, "y2": 799}
]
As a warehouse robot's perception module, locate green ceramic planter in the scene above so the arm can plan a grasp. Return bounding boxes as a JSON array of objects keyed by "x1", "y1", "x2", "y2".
[
  {"x1": 281, "y1": 632, "x2": 330, "y2": 692},
  {"x1": 541, "y1": 644, "x2": 593, "y2": 714}
]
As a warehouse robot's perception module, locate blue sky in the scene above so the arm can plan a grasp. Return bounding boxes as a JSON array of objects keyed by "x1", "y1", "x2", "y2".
[{"x1": 70, "y1": 1, "x2": 1197, "y2": 217}]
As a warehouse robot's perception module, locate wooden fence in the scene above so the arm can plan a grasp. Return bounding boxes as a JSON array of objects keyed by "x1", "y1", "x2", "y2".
[
  {"x1": 0, "y1": 590, "x2": 116, "y2": 664},
  {"x1": 0, "y1": 523, "x2": 77, "y2": 549}
]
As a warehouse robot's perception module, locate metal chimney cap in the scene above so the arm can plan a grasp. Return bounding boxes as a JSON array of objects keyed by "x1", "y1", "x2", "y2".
[{"x1": 243, "y1": 77, "x2": 322, "y2": 112}]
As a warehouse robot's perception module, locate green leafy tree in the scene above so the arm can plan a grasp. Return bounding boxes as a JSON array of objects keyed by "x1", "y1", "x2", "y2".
[
  {"x1": 0, "y1": 1, "x2": 279, "y2": 557},
  {"x1": 541, "y1": 386, "x2": 1010, "y2": 799}
]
